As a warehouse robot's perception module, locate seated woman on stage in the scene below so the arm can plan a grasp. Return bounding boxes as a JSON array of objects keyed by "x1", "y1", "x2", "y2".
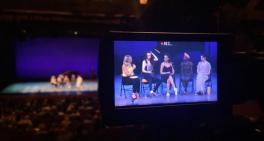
[
  {"x1": 76, "y1": 75, "x2": 84, "y2": 90},
  {"x1": 142, "y1": 51, "x2": 161, "y2": 96},
  {"x1": 50, "y1": 75, "x2": 58, "y2": 87},
  {"x1": 56, "y1": 74, "x2": 64, "y2": 87},
  {"x1": 122, "y1": 55, "x2": 140, "y2": 100},
  {"x1": 63, "y1": 75, "x2": 71, "y2": 89},
  {"x1": 195, "y1": 54, "x2": 211, "y2": 95},
  {"x1": 160, "y1": 54, "x2": 178, "y2": 96}
]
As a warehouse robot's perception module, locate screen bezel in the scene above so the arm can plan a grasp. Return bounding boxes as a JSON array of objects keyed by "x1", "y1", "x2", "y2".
[{"x1": 99, "y1": 31, "x2": 232, "y2": 125}]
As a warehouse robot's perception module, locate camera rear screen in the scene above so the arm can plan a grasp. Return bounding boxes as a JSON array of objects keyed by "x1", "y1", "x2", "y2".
[{"x1": 114, "y1": 41, "x2": 217, "y2": 107}]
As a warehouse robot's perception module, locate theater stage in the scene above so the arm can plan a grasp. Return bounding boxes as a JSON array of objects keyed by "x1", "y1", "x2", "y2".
[
  {"x1": 115, "y1": 74, "x2": 217, "y2": 107},
  {"x1": 1, "y1": 81, "x2": 98, "y2": 94}
]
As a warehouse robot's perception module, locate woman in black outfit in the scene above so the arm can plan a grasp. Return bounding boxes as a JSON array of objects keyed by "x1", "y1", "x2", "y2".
[
  {"x1": 142, "y1": 51, "x2": 161, "y2": 96},
  {"x1": 160, "y1": 54, "x2": 178, "y2": 96}
]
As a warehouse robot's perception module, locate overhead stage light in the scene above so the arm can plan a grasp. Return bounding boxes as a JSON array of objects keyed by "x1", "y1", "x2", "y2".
[
  {"x1": 74, "y1": 31, "x2": 79, "y2": 35},
  {"x1": 139, "y1": 0, "x2": 148, "y2": 5}
]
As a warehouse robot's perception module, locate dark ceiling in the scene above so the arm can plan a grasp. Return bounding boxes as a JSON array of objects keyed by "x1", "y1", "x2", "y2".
[
  {"x1": 0, "y1": 0, "x2": 139, "y2": 14},
  {"x1": 0, "y1": 0, "x2": 263, "y2": 46}
]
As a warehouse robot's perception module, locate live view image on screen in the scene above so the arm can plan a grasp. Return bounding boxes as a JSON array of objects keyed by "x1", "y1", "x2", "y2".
[{"x1": 114, "y1": 41, "x2": 217, "y2": 107}]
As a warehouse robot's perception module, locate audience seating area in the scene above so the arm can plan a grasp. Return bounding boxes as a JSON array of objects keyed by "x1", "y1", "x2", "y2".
[
  {"x1": 0, "y1": 94, "x2": 106, "y2": 141},
  {"x1": 0, "y1": 94, "x2": 263, "y2": 141}
]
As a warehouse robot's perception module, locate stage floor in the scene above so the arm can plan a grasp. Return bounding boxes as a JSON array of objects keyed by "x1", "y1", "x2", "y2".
[
  {"x1": 1, "y1": 81, "x2": 98, "y2": 94},
  {"x1": 115, "y1": 74, "x2": 217, "y2": 107}
]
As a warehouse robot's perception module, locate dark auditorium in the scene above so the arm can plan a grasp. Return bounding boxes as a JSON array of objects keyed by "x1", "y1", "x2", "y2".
[{"x1": 0, "y1": 0, "x2": 263, "y2": 141}]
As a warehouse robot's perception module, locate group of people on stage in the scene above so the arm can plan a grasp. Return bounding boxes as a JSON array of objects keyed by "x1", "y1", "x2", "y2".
[
  {"x1": 121, "y1": 51, "x2": 212, "y2": 101},
  {"x1": 50, "y1": 71, "x2": 84, "y2": 90}
]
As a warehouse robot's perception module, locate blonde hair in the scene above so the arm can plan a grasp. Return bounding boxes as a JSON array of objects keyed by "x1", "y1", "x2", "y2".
[{"x1": 123, "y1": 55, "x2": 132, "y2": 65}]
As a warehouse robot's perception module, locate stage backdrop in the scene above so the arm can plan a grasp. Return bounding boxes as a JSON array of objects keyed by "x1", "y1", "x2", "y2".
[
  {"x1": 16, "y1": 37, "x2": 99, "y2": 80},
  {"x1": 114, "y1": 41, "x2": 217, "y2": 75}
]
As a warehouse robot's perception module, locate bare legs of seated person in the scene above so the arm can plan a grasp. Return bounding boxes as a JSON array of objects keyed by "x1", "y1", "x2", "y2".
[{"x1": 165, "y1": 75, "x2": 178, "y2": 97}]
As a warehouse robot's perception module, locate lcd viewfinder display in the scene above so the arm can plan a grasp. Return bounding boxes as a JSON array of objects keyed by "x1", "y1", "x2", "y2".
[{"x1": 114, "y1": 41, "x2": 217, "y2": 107}]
